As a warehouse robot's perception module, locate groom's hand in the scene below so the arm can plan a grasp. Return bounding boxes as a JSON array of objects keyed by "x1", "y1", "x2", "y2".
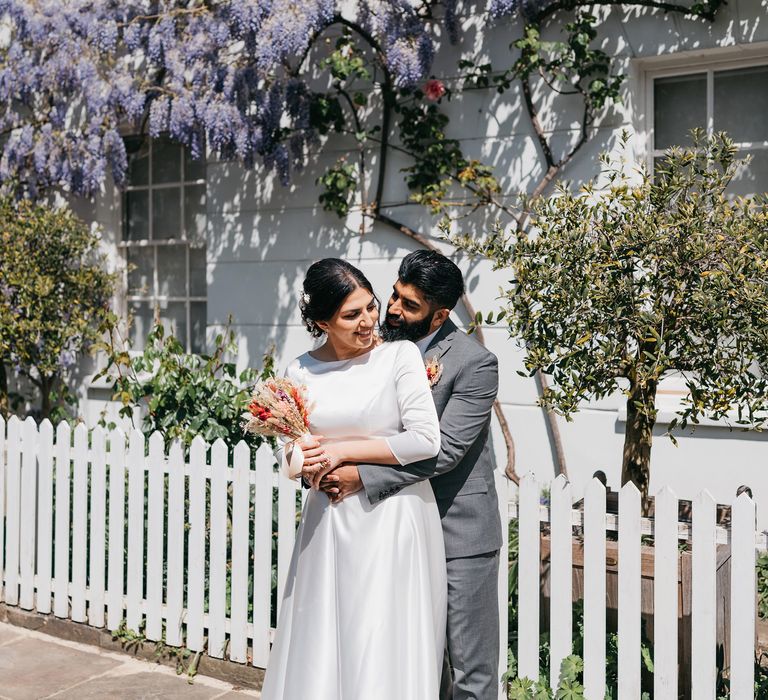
[{"x1": 320, "y1": 464, "x2": 363, "y2": 503}]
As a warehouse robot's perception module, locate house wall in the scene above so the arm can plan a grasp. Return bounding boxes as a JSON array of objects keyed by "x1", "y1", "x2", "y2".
[{"x1": 85, "y1": 4, "x2": 768, "y2": 526}]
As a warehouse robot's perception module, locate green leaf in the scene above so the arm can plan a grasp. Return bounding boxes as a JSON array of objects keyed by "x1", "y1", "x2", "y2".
[
  {"x1": 556, "y1": 679, "x2": 585, "y2": 700},
  {"x1": 508, "y1": 677, "x2": 534, "y2": 700},
  {"x1": 641, "y1": 644, "x2": 654, "y2": 672}
]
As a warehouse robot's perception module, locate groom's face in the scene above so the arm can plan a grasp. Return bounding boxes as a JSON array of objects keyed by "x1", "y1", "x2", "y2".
[{"x1": 380, "y1": 280, "x2": 436, "y2": 342}]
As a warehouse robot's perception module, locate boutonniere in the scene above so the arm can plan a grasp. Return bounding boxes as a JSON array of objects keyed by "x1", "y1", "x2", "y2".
[{"x1": 425, "y1": 355, "x2": 443, "y2": 388}]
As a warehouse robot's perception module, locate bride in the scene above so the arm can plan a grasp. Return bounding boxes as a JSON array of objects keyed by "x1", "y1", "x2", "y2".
[{"x1": 260, "y1": 258, "x2": 447, "y2": 700}]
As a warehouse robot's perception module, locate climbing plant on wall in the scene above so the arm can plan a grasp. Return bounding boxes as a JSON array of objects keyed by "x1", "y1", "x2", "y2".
[{"x1": 0, "y1": 0, "x2": 725, "y2": 476}]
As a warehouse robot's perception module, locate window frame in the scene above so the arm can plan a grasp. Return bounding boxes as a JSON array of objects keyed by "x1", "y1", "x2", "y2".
[
  {"x1": 119, "y1": 136, "x2": 207, "y2": 354},
  {"x1": 644, "y1": 52, "x2": 768, "y2": 176}
]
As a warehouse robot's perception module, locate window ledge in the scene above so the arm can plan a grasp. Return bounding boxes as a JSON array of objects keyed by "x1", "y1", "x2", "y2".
[
  {"x1": 617, "y1": 407, "x2": 764, "y2": 432},
  {"x1": 88, "y1": 373, "x2": 116, "y2": 391},
  {"x1": 86, "y1": 359, "x2": 154, "y2": 392}
]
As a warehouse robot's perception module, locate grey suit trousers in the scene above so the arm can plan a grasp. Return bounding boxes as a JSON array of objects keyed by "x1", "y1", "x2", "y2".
[{"x1": 440, "y1": 551, "x2": 500, "y2": 700}]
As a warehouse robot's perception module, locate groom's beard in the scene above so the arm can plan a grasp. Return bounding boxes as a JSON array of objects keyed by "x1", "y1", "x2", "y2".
[{"x1": 380, "y1": 313, "x2": 433, "y2": 343}]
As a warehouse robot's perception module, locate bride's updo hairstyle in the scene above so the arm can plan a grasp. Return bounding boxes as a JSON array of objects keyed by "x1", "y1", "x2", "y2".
[{"x1": 299, "y1": 258, "x2": 380, "y2": 338}]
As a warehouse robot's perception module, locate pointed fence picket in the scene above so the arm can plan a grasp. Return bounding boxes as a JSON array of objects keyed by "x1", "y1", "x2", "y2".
[
  {"x1": 495, "y1": 468, "x2": 510, "y2": 700},
  {"x1": 53, "y1": 421, "x2": 71, "y2": 618},
  {"x1": 126, "y1": 429, "x2": 145, "y2": 632},
  {"x1": 19, "y1": 417, "x2": 36, "y2": 610},
  {"x1": 88, "y1": 426, "x2": 107, "y2": 627},
  {"x1": 0, "y1": 416, "x2": 5, "y2": 603},
  {"x1": 230, "y1": 442, "x2": 251, "y2": 664},
  {"x1": 653, "y1": 486, "x2": 679, "y2": 699},
  {"x1": 729, "y1": 492, "x2": 756, "y2": 698},
  {"x1": 1, "y1": 417, "x2": 766, "y2": 695},
  {"x1": 35, "y1": 420, "x2": 53, "y2": 614},
  {"x1": 186, "y1": 436, "x2": 207, "y2": 652},
  {"x1": 692, "y1": 490, "x2": 718, "y2": 700},
  {"x1": 208, "y1": 439, "x2": 229, "y2": 659},
  {"x1": 252, "y1": 443, "x2": 275, "y2": 669},
  {"x1": 617, "y1": 483, "x2": 641, "y2": 699},
  {"x1": 277, "y1": 468, "x2": 299, "y2": 621},
  {"x1": 4, "y1": 416, "x2": 20, "y2": 607},
  {"x1": 583, "y1": 477, "x2": 607, "y2": 699},
  {"x1": 145, "y1": 432, "x2": 165, "y2": 641},
  {"x1": 106, "y1": 428, "x2": 127, "y2": 631},
  {"x1": 517, "y1": 472, "x2": 540, "y2": 682},
  {"x1": 71, "y1": 423, "x2": 88, "y2": 622},
  {"x1": 165, "y1": 440, "x2": 185, "y2": 647},
  {"x1": 549, "y1": 474, "x2": 572, "y2": 692}
]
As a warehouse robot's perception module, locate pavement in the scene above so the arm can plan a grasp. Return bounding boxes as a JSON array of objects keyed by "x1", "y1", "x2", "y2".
[{"x1": 0, "y1": 622, "x2": 262, "y2": 700}]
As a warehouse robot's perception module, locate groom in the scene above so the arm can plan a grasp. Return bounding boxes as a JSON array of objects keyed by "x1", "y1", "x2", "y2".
[{"x1": 321, "y1": 250, "x2": 503, "y2": 700}]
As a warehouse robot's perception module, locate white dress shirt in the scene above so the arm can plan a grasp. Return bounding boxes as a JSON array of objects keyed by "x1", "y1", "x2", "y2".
[{"x1": 415, "y1": 328, "x2": 441, "y2": 358}]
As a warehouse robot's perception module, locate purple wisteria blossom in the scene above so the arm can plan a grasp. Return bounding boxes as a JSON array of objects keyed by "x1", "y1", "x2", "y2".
[
  {"x1": 443, "y1": 0, "x2": 460, "y2": 44},
  {"x1": 490, "y1": 0, "x2": 549, "y2": 19},
  {"x1": 252, "y1": 0, "x2": 336, "y2": 73},
  {"x1": 58, "y1": 349, "x2": 77, "y2": 370},
  {"x1": 362, "y1": 0, "x2": 435, "y2": 87},
  {"x1": 489, "y1": 0, "x2": 520, "y2": 17},
  {"x1": 0, "y1": 0, "x2": 486, "y2": 195}
]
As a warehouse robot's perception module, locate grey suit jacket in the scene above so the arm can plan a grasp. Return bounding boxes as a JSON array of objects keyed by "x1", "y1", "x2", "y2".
[{"x1": 358, "y1": 320, "x2": 503, "y2": 559}]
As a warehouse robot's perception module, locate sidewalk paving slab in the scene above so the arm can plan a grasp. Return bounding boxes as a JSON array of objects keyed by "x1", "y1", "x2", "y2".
[
  {"x1": 53, "y1": 671, "x2": 223, "y2": 699},
  {"x1": 0, "y1": 626, "x2": 22, "y2": 646},
  {"x1": 0, "y1": 636, "x2": 120, "y2": 699},
  {"x1": 0, "y1": 622, "x2": 261, "y2": 700}
]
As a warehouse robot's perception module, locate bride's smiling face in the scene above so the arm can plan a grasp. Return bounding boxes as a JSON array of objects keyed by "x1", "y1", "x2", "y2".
[{"x1": 316, "y1": 286, "x2": 379, "y2": 351}]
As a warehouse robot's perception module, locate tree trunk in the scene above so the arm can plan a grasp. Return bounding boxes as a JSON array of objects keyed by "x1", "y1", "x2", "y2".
[
  {"x1": 621, "y1": 378, "x2": 658, "y2": 508},
  {"x1": 40, "y1": 374, "x2": 52, "y2": 420},
  {"x1": 0, "y1": 362, "x2": 7, "y2": 418}
]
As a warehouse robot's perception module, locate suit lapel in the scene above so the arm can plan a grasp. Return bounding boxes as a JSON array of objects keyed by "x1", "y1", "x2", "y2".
[{"x1": 424, "y1": 318, "x2": 458, "y2": 360}]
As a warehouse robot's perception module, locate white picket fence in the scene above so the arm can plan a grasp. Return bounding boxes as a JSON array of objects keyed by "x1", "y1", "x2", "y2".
[
  {"x1": 0, "y1": 415, "x2": 301, "y2": 667},
  {"x1": 511, "y1": 474, "x2": 767, "y2": 699},
  {"x1": 0, "y1": 415, "x2": 766, "y2": 699}
]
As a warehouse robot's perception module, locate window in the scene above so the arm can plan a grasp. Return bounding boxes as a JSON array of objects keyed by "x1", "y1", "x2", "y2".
[
  {"x1": 650, "y1": 62, "x2": 768, "y2": 197},
  {"x1": 121, "y1": 135, "x2": 207, "y2": 353}
]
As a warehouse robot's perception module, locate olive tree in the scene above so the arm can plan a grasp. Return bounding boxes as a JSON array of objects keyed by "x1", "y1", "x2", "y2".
[{"x1": 457, "y1": 132, "x2": 768, "y2": 500}]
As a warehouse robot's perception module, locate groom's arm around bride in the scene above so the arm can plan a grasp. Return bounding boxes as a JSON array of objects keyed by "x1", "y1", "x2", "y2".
[{"x1": 360, "y1": 321, "x2": 501, "y2": 558}]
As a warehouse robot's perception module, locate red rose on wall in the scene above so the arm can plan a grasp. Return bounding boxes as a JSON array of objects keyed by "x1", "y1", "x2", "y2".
[{"x1": 424, "y1": 79, "x2": 446, "y2": 101}]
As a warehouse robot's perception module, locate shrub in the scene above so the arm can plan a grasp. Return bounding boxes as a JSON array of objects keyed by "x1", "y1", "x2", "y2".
[{"x1": 0, "y1": 197, "x2": 115, "y2": 420}]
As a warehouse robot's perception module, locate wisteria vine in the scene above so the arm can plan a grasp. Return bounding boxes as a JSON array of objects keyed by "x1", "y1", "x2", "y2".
[{"x1": 0, "y1": 0, "x2": 480, "y2": 196}]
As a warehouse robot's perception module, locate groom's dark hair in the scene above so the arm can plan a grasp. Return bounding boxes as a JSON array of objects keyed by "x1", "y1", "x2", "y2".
[{"x1": 398, "y1": 250, "x2": 465, "y2": 310}]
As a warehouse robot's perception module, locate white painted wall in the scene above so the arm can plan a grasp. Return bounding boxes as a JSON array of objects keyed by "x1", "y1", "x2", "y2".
[{"x1": 84, "y1": 4, "x2": 768, "y2": 526}]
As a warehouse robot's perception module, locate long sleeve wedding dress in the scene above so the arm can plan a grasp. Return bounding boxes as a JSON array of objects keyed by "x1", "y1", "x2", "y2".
[{"x1": 260, "y1": 340, "x2": 447, "y2": 700}]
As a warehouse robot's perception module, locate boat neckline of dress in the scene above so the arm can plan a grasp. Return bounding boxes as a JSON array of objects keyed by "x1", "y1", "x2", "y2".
[{"x1": 304, "y1": 341, "x2": 389, "y2": 365}]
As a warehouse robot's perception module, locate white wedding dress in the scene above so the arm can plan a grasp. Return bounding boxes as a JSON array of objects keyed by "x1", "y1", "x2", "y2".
[{"x1": 261, "y1": 340, "x2": 447, "y2": 700}]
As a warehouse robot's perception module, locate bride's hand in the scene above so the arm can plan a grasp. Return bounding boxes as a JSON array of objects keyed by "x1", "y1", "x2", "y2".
[
  {"x1": 297, "y1": 435, "x2": 324, "y2": 460},
  {"x1": 302, "y1": 443, "x2": 343, "y2": 489}
]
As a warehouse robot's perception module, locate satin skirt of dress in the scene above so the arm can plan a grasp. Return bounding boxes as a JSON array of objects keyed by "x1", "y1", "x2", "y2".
[{"x1": 260, "y1": 480, "x2": 447, "y2": 700}]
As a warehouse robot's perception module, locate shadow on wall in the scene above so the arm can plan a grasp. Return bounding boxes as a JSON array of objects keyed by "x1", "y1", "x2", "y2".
[{"x1": 202, "y1": 100, "x2": 621, "y2": 370}]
